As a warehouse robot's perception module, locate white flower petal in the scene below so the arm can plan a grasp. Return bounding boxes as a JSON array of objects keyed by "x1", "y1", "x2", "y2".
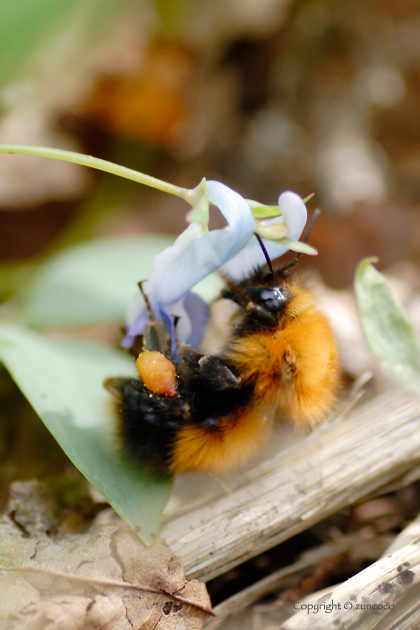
[{"x1": 278, "y1": 191, "x2": 307, "y2": 241}]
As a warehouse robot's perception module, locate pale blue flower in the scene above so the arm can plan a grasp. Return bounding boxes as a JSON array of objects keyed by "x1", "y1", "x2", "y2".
[
  {"x1": 122, "y1": 183, "x2": 308, "y2": 354},
  {"x1": 122, "y1": 181, "x2": 255, "y2": 351}
]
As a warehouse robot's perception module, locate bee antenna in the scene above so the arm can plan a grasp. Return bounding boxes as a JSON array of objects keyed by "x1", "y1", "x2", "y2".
[
  {"x1": 254, "y1": 232, "x2": 273, "y2": 275},
  {"x1": 138, "y1": 280, "x2": 155, "y2": 320},
  {"x1": 278, "y1": 208, "x2": 321, "y2": 273}
]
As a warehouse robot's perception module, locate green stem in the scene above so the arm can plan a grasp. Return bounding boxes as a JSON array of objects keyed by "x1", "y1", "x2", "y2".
[{"x1": 0, "y1": 143, "x2": 192, "y2": 202}]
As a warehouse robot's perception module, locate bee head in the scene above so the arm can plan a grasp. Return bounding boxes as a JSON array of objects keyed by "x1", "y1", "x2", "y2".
[
  {"x1": 222, "y1": 275, "x2": 291, "y2": 329},
  {"x1": 220, "y1": 212, "x2": 320, "y2": 330},
  {"x1": 246, "y1": 286, "x2": 288, "y2": 311},
  {"x1": 244, "y1": 282, "x2": 291, "y2": 326}
]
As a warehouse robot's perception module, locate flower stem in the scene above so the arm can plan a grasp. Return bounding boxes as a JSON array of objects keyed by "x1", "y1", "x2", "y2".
[{"x1": 0, "y1": 143, "x2": 191, "y2": 201}]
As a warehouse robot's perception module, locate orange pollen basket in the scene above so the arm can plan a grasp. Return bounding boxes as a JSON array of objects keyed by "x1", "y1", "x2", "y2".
[{"x1": 136, "y1": 351, "x2": 178, "y2": 396}]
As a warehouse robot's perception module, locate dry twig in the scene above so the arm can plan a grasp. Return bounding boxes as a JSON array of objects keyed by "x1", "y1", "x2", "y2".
[{"x1": 162, "y1": 389, "x2": 420, "y2": 582}]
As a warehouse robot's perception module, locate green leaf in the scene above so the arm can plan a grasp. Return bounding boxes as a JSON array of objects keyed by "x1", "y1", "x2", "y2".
[
  {"x1": 22, "y1": 235, "x2": 175, "y2": 328},
  {"x1": 0, "y1": 322, "x2": 172, "y2": 543},
  {"x1": 355, "y1": 258, "x2": 420, "y2": 395}
]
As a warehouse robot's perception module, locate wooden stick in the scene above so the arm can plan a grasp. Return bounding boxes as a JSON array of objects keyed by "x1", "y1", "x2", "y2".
[{"x1": 162, "y1": 389, "x2": 420, "y2": 582}]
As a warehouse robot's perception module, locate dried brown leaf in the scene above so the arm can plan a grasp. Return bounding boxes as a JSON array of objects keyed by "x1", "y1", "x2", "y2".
[{"x1": 0, "y1": 521, "x2": 212, "y2": 629}]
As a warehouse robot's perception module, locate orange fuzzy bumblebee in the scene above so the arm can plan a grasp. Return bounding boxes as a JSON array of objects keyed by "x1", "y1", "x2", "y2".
[{"x1": 105, "y1": 265, "x2": 339, "y2": 475}]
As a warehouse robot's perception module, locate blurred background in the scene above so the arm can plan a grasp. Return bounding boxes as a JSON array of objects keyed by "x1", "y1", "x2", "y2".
[{"x1": 1, "y1": 0, "x2": 420, "y2": 289}]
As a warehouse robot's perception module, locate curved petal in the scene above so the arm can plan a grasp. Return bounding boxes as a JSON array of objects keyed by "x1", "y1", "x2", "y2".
[
  {"x1": 151, "y1": 181, "x2": 255, "y2": 307},
  {"x1": 278, "y1": 191, "x2": 307, "y2": 241},
  {"x1": 172, "y1": 292, "x2": 209, "y2": 348}
]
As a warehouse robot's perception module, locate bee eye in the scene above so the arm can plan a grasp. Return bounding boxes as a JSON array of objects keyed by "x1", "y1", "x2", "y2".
[
  {"x1": 259, "y1": 289, "x2": 276, "y2": 301},
  {"x1": 251, "y1": 286, "x2": 288, "y2": 312}
]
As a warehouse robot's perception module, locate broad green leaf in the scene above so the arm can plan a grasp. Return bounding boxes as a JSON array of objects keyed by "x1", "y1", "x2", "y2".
[
  {"x1": 355, "y1": 258, "x2": 420, "y2": 395},
  {"x1": 0, "y1": 322, "x2": 172, "y2": 543},
  {"x1": 22, "y1": 235, "x2": 175, "y2": 328},
  {"x1": 21, "y1": 234, "x2": 223, "y2": 328}
]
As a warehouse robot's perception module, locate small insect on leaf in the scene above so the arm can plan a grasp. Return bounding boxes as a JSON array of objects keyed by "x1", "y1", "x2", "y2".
[{"x1": 355, "y1": 257, "x2": 420, "y2": 396}]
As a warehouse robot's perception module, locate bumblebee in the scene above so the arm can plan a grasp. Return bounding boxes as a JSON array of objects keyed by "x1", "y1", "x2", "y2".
[{"x1": 105, "y1": 229, "x2": 338, "y2": 475}]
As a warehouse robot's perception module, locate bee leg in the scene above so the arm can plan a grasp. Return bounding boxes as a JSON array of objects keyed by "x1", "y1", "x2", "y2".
[
  {"x1": 143, "y1": 321, "x2": 171, "y2": 357},
  {"x1": 197, "y1": 356, "x2": 241, "y2": 391},
  {"x1": 178, "y1": 345, "x2": 241, "y2": 393}
]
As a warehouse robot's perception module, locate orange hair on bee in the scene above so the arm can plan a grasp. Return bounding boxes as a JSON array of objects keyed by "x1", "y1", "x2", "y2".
[
  {"x1": 224, "y1": 278, "x2": 338, "y2": 429},
  {"x1": 170, "y1": 406, "x2": 272, "y2": 474},
  {"x1": 278, "y1": 305, "x2": 338, "y2": 426}
]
